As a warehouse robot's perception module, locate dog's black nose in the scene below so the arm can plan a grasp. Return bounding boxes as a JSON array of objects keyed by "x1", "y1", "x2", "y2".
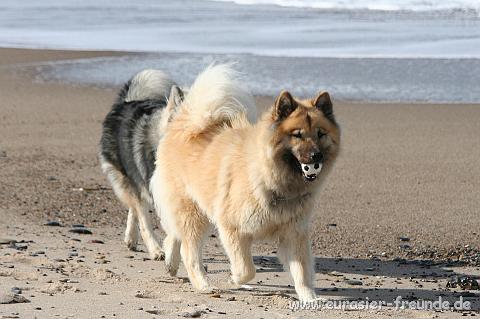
[{"x1": 311, "y1": 152, "x2": 324, "y2": 163}]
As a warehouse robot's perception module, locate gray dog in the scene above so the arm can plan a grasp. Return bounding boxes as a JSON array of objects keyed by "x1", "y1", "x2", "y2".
[{"x1": 99, "y1": 70, "x2": 183, "y2": 259}]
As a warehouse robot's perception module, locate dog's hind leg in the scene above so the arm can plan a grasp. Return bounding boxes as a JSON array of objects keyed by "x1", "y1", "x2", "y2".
[
  {"x1": 121, "y1": 196, "x2": 163, "y2": 260},
  {"x1": 124, "y1": 208, "x2": 139, "y2": 250},
  {"x1": 134, "y1": 202, "x2": 164, "y2": 261},
  {"x1": 278, "y1": 225, "x2": 317, "y2": 302},
  {"x1": 163, "y1": 234, "x2": 181, "y2": 276},
  {"x1": 102, "y1": 161, "x2": 146, "y2": 253},
  {"x1": 218, "y1": 225, "x2": 255, "y2": 285},
  {"x1": 151, "y1": 171, "x2": 211, "y2": 289},
  {"x1": 181, "y1": 233, "x2": 209, "y2": 291},
  {"x1": 177, "y1": 204, "x2": 211, "y2": 291},
  {"x1": 103, "y1": 162, "x2": 163, "y2": 259}
]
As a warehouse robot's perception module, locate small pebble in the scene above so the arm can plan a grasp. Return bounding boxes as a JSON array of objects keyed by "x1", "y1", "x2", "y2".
[
  {"x1": 69, "y1": 228, "x2": 92, "y2": 235},
  {"x1": 179, "y1": 310, "x2": 202, "y2": 318},
  {"x1": 13, "y1": 244, "x2": 28, "y2": 251},
  {"x1": 0, "y1": 238, "x2": 17, "y2": 245},
  {"x1": 11, "y1": 287, "x2": 22, "y2": 294},
  {"x1": 44, "y1": 221, "x2": 61, "y2": 227},
  {"x1": 345, "y1": 279, "x2": 363, "y2": 286},
  {"x1": 0, "y1": 293, "x2": 30, "y2": 304}
]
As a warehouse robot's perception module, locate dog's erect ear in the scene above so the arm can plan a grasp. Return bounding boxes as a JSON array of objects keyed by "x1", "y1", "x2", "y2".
[
  {"x1": 169, "y1": 85, "x2": 184, "y2": 108},
  {"x1": 274, "y1": 90, "x2": 297, "y2": 120},
  {"x1": 166, "y1": 85, "x2": 184, "y2": 121},
  {"x1": 313, "y1": 91, "x2": 334, "y2": 121}
]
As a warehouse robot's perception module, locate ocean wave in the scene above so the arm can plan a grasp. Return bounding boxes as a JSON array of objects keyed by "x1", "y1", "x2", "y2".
[
  {"x1": 1, "y1": 0, "x2": 479, "y2": 59},
  {"x1": 211, "y1": 0, "x2": 480, "y2": 12}
]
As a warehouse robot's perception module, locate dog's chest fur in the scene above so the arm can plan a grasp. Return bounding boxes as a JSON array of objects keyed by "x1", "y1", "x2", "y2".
[{"x1": 237, "y1": 185, "x2": 315, "y2": 237}]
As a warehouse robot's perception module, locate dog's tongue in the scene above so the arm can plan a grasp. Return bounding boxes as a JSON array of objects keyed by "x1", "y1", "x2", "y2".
[{"x1": 300, "y1": 162, "x2": 322, "y2": 181}]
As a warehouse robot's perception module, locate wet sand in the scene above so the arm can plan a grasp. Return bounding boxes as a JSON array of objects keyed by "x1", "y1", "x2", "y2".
[{"x1": 0, "y1": 48, "x2": 478, "y2": 318}]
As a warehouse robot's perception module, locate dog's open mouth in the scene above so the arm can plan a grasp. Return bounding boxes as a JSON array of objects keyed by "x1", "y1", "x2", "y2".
[
  {"x1": 300, "y1": 162, "x2": 322, "y2": 181},
  {"x1": 283, "y1": 152, "x2": 323, "y2": 182}
]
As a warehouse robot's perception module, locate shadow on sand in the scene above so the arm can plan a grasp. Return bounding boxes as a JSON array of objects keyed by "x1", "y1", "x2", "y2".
[{"x1": 227, "y1": 256, "x2": 480, "y2": 311}]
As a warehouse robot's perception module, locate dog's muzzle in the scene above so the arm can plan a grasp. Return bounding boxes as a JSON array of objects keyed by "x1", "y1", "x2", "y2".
[{"x1": 300, "y1": 162, "x2": 322, "y2": 181}]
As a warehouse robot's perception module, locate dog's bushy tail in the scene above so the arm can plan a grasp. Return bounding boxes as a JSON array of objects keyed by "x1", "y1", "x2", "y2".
[
  {"x1": 118, "y1": 69, "x2": 176, "y2": 103},
  {"x1": 179, "y1": 64, "x2": 255, "y2": 136}
]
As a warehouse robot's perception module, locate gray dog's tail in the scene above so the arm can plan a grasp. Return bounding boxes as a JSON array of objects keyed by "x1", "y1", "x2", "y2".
[{"x1": 117, "y1": 69, "x2": 176, "y2": 103}]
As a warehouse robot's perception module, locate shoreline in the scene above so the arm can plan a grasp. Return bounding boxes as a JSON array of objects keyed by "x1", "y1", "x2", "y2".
[
  {"x1": 4, "y1": 45, "x2": 480, "y2": 60},
  {"x1": 4, "y1": 47, "x2": 479, "y2": 105}
]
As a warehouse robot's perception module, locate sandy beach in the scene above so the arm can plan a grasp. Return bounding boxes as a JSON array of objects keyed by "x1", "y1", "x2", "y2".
[{"x1": 0, "y1": 48, "x2": 479, "y2": 318}]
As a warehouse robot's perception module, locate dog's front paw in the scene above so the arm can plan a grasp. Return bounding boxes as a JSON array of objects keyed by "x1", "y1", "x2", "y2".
[
  {"x1": 149, "y1": 247, "x2": 165, "y2": 261},
  {"x1": 125, "y1": 239, "x2": 138, "y2": 251},
  {"x1": 231, "y1": 273, "x2": 255, "y2": 285},
  {"x1": 296, "y1": 287, "x2": 317, "y2": 303},
  {"x1": 231, "y1": 265, "x2": 256, "y2": 285},
  {"x1": 199, "y1": 285, "x2": 219, "y2": 294},
  {"x1": 165, "y1": 262, "x2": 179, "y2": 276},
  {"x1": 124, "y1": 232, "x2": 139, "y2": 251}
]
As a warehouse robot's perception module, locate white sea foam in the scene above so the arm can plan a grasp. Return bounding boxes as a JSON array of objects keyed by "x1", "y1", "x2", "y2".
[{"x1": 212, "y1": 0, "x2": 480, "y2": 12}]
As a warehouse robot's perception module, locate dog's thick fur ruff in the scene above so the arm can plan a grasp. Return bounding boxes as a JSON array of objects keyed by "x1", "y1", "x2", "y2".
[
  {"x1": 99, "y1": 70, "x2": 183, "y2": 260},
  {"x1": 151, "y1": 64, "x2": 340, "y2": 301}
]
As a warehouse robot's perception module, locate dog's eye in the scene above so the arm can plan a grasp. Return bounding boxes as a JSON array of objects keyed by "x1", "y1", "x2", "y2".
[
  {"x1": 291, "y1": 131, "x2": 302, "y2": 138},
  {"x1": 318, "y1": 130, "x2": 327, "y2": 138}
]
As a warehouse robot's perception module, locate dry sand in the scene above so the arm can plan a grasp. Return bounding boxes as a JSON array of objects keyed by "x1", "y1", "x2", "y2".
[{"x1": 0, "y1": 48, "x2": 479, "y2": 318}]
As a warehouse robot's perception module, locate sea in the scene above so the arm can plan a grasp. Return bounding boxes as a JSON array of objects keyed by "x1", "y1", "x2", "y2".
[{"x1": 1, "y1": 0, "x2": 479, "y2": 102}]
